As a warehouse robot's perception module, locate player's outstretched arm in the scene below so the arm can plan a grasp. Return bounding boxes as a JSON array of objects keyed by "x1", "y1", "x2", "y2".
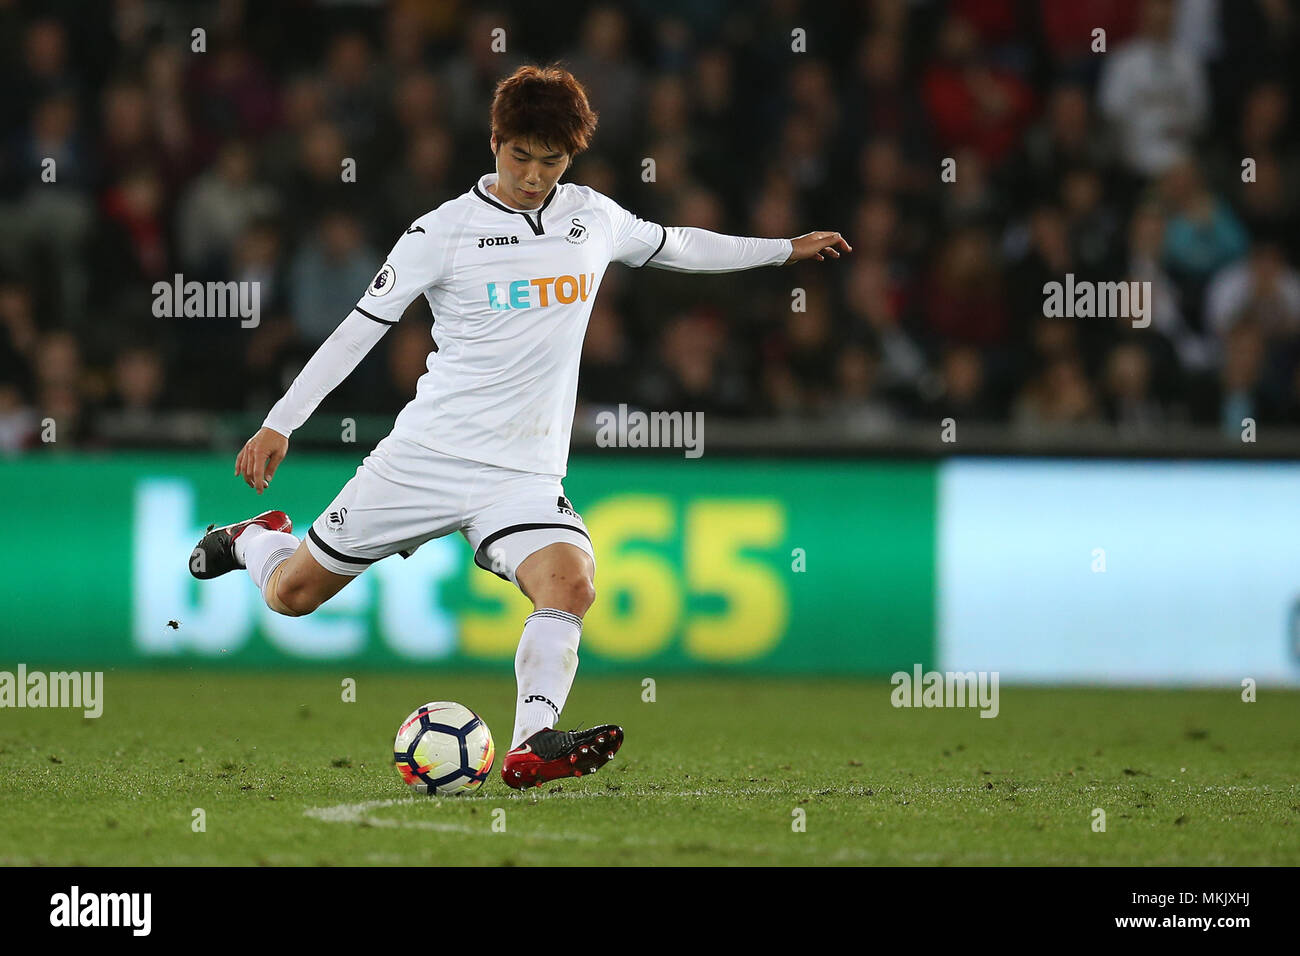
[
  {"x1": 236, "y1": 309, "x2": 393, "y2": 494},
  {"x1": 233, "y1": 216, "x2": 443, "y2": 493},
  {"x1": 784, "y1": 231, "x2": 853, "y2": 264},
  {"x1": 640, "y1": 224, "x2": 850, "y2": 274}
]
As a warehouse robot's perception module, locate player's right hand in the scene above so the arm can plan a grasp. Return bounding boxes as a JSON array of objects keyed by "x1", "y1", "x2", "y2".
[{"x1": 235, "y1": 427, "x2": 289, "y2": 495}]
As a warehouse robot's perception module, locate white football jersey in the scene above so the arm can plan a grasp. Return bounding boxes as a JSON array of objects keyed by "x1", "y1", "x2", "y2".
[{"x1": 357, "y1": 173, "x2": 666, "y2": 476}]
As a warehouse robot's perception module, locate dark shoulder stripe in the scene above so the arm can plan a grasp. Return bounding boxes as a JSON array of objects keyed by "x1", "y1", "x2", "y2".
[
  {"x1": 355, "y1": 306, "x2": 398, "y2": 326},
  {"x1": 640, "y1": 224, "x2": 668, "y2": 267}
]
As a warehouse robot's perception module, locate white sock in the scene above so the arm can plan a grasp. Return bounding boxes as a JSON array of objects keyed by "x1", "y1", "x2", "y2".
[
  {"x1": 512, "y1": 609, "x2": 582, "y2": 748},
  {"x1": 236, "y1": 524, "x2": 299, "y2": 592}
]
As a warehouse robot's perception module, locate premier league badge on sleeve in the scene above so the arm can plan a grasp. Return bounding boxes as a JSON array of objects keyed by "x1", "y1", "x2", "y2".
[{"x1": 367, "y1": 263, "x2": 396, "y2": 296}]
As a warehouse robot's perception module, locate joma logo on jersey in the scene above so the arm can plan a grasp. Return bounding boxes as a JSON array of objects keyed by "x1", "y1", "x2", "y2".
[
  {"x1": 485, "y1": 273, "x2": 596, "y2": 310},
  {"x1": 477, "y1": 235, "x2": 519, "y2": 248}
]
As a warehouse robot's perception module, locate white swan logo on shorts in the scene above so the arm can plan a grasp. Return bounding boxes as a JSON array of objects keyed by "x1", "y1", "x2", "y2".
[
  {"x1": 326, "y1": 507, "x2": 348, "y2": 529},
  {"x1": 367, "y1": 263, "x2": 396, "y2": 296}
]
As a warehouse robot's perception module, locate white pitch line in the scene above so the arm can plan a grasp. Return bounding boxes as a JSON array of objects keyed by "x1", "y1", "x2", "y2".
[
  {"x1": 303, "y1": 803, "x2": 908, "y2": 863},
  {"x1": 303, "y1": 781, "x2": 1292, "y2": 856},
  {"x1": 305, "y1": 782, "x2": 1283, "y2": 821},
  {"x1": 302, "y1": 799, "x2": 879, "y2": 859},
  {"x1": 304, "y1": 799, "x2": 601, "y2": 842}
]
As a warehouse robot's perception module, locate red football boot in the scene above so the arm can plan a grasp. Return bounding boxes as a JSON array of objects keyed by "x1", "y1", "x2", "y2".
[
  {"x1": 501, "y1": 725, "x2": 624, "y2": 790},
  {"x1": 189, "y1": 510, "x2": 293, "y2": 579}
]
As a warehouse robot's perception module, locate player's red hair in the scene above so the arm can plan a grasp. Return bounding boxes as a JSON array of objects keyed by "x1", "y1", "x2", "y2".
[{"x1": 490, "y1": 63, "x2": 598, "y2": 157}]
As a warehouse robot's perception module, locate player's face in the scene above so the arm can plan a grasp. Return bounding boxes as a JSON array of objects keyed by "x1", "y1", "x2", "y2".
[{"x1": 491, "y1": 135, "x2": 570, "y2": 210}]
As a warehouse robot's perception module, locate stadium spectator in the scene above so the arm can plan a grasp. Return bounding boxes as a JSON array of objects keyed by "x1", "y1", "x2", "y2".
[
  {"x1": 924, "y1": 229, "x2": 1010, "y2": 347},
  {"x1": 688, "y1": 46, "x2": 743, "y2": 193},
  {"x1": 1205, "y1": 242, "x2": 1300, "y2": 346},
  {"x1": 641, "y1": 309, "x2": 749, "y2": 417},
  {"x1": 1158, "y1": 157, "x2": 1250, "y2": 326},
  {"x1": 1038, "y1": 0, "x2": 1140, "y2": 75},
  {"x1": 846, "y1": 29, "x2": 926, "y2": 149},
  {"x1": 281, "y1": 120, "x2": 351, "y2": 241},
  {"x1": 1123, "y1": 199, "x2": 1211, "y2": 375},
  {"x1": 106, "y1": 344, "x2": 168, "y2": 414},
  {"x1": 844, "y1": 256, "x2": 926, "y2": 394},
  {"x1": 0, "y1": 382, "x2": 37, "y2": 452},
  {"x1": 2, "y1": 0, "x2": 1299, "y2": 448},
  {"x1": 1097, "y1": 0, "x2": 1209, "y2": 178},
  {"x1": 31, "y1": 330, "x2": 91, "y2": 445},
  {"x1": 1101, "y1": 341, "x2": 1164, "y2": 433},
  {"x1": 924, "y1": 345, "x2": 998, "y2": 424},
  {"x1": 13, "y1": 18, "x2": 76, "y2": 126},
  {"x1": 922, "y1": 13, "x2": 1036, "y2": 167},
  {"x1": 937, "y1": 147, "x2": 999, "y2": 230},
  {"x1": 90, "y1": 167, "x2": 169, "y2": 317},
  {"x1": 1006, "y1": 205, "x2": 1074, "y2": 345},
  {"x1": 176, "y1": 141, "x2": 278, "y2": 274},
  {"x1": 1195, "y1": 319, "x2": 1281, "y2": 433},
  {"x1": 322, "y1": 32, "x2": 385, "y2": 154},
  {"x1": 1014, "y1": 354, "x2": 1101, "y2": 427},
  {"x1": 187, "y1": 39, "x2": 280, "y2": 158},
  {"x1": 1060, "y1": 165, "x2": 1123, "y2": 276},
  {"x1": 288, "y1": 210, "x2": 379, "y2": 344},
  {"x1": 578, "y1": 301, "x2": 634, "y2": 411},
  {"x1": 441, "y1": 11, "x2": 525, "y2": 138},
  {"x1": 1001, "y1": 83, "x2": 1113, "y2": 215},
  {"x1": 831, "y1": 343, "x2": 898, "y2": 434},
  {"x1": 98, "y1": 81, "x2": 161, "y2": 188},
  {"x1": 763, "y1": 295, "x2": 838, "y2": 418},
  {"x1": 564, "y1": 6, "x2": 645, "y2": 150}
]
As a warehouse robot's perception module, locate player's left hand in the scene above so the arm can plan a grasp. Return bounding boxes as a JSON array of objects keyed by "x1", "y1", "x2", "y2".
[{"x1": 785, "y1": 231, "x2": 852, "y2": 265}]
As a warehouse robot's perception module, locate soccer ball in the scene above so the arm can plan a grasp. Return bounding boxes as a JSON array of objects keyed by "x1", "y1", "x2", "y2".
[{"x1": 393, "y1": 701, "x2": 495, "y2": 795}]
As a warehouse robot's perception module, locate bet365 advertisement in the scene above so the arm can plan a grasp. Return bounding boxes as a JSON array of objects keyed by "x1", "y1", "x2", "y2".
[
  {"x1": 5, "y1": 455, "x2": 1300, "y2": 682},
  {"x1": 0, "y1": 454, "x2": 936, "y2": 673}
]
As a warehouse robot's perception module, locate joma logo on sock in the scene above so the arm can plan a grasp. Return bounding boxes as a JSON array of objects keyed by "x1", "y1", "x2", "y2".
[{"x1": 524, "y1": 694, "x2": 559, "y2": 716}]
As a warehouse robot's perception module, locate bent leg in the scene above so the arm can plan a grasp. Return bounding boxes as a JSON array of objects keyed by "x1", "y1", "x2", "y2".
[
  {"x1": 515, "y1": 542, "x2": 596, "y2": 616},
  {"x1": 264, "y1": 542, "x2": 355, "y2": 616}
]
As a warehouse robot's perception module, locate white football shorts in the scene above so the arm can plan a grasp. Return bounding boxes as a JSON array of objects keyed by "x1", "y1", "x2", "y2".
[{"x1": 304, "y1": 432, "x2": 594, "y2": 587}]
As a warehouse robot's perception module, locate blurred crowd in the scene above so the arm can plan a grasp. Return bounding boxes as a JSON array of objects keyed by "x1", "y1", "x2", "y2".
[{"x1": 3, "y1": 0, "x2": 1300, "y2": 451}]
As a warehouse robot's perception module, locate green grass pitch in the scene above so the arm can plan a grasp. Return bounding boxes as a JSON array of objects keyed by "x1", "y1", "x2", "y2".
[{"x1": 0, "y1": 673, "x2": 1296, "y2": 866}]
